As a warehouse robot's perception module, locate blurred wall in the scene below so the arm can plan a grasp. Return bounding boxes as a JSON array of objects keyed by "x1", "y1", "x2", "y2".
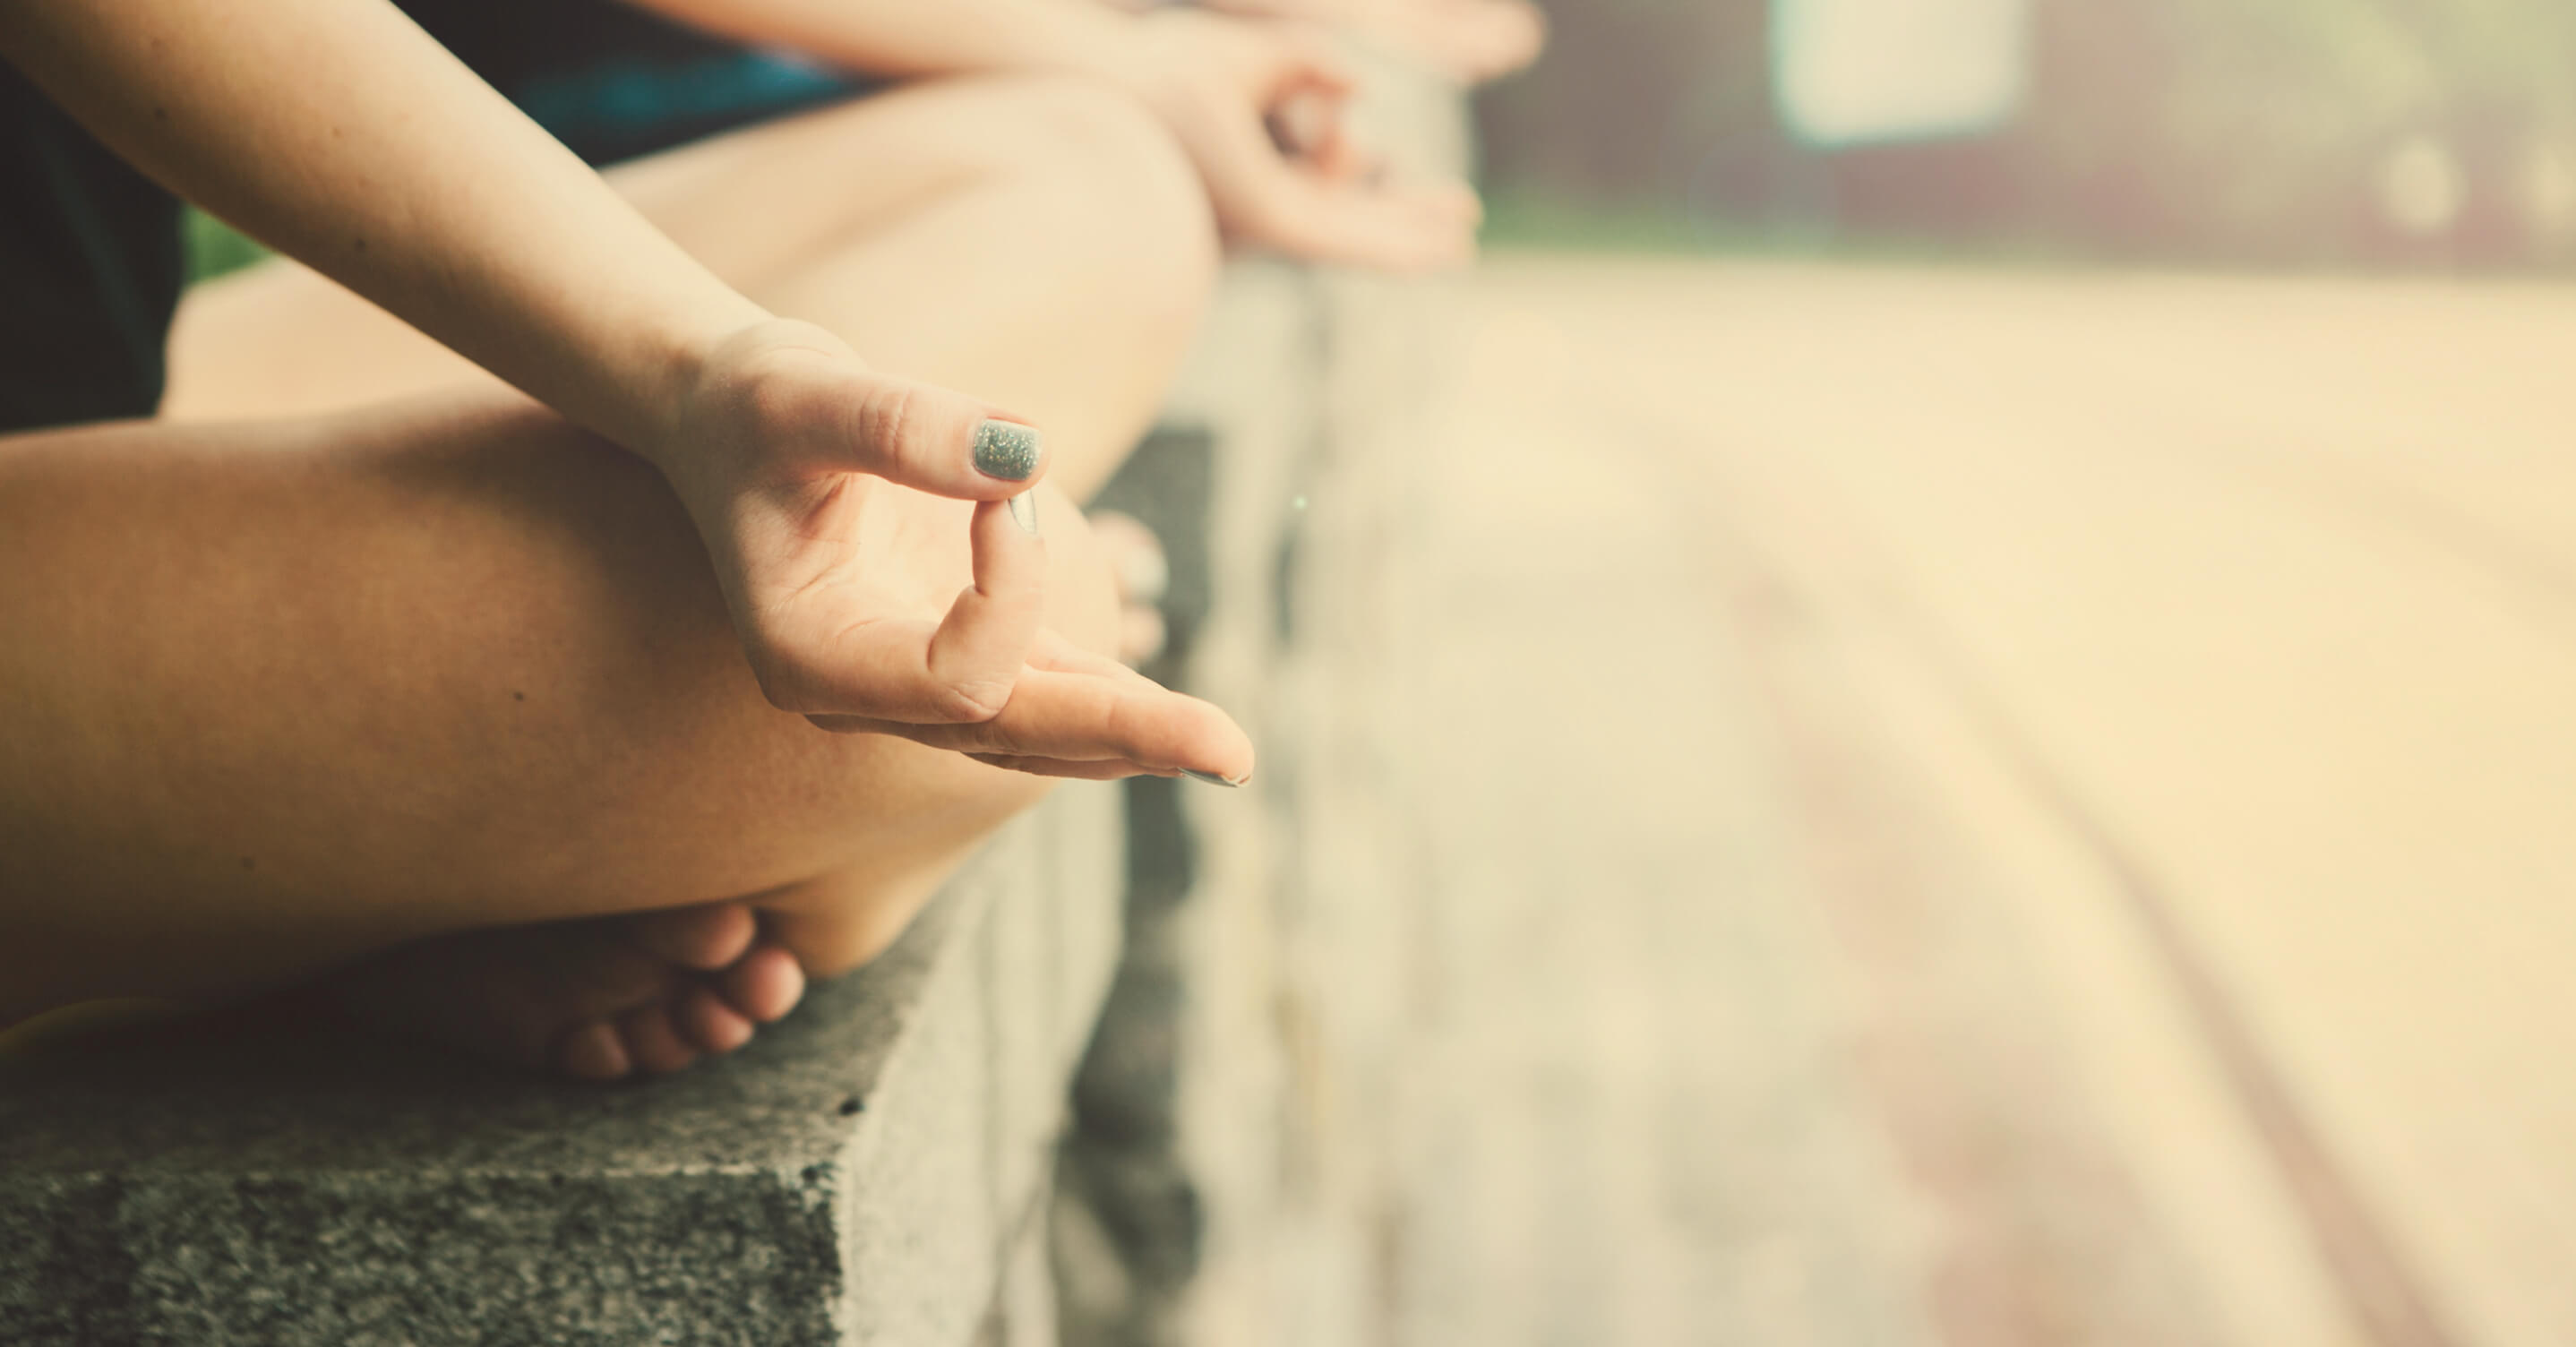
[{"x1": 1476, "y1": 0, "x2": 2576, "y2": 266}]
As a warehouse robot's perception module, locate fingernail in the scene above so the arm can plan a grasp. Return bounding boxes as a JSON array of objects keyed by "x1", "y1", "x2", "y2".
[
  {"x1": 1181, "y1": 768, "x2": 1243, "y2": 788},
  {"x1": 974, "y1": 420, "x2": 1043, "y2": 482},
  {"x1": 1007, "y1": 492, "x2": 1040, "y2": 536}
]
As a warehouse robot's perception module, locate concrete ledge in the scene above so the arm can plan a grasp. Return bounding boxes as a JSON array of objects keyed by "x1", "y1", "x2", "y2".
[
  {"x1": 1049, "y1": 56, "x2": 1469, "y2": 1344},
  {"x1": 0, "y1": 781, "x2": 1121, "y2": 1347}
]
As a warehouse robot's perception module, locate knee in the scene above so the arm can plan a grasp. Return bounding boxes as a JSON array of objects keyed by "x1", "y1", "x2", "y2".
[
  {"x1": 1000, "y1": 75, "x2": 1212, "y2": 227},
  {"x1": 988, "y1": 75, "x2": 1222, "y2": 331}
]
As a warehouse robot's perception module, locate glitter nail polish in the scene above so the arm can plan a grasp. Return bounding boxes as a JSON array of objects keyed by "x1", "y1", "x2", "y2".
[{"x1": 973, "y1": 420, "x2": 1042, "y2": 481}]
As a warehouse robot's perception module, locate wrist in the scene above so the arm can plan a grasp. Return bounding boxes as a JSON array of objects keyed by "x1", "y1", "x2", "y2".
[
  {"x1": 623, "y1": 298, "x2": 779, "y2": 473},
  {"x1": 633, "y1": 314, "x2": 897, "y2": 502}
]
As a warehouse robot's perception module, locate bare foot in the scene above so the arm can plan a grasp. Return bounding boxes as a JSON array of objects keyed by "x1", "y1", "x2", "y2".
[
  {"x1": 320, "y1": 899, "x2": 805, "y2": 1082},
  {"x1": 1086, "y1": 509, "x2": 1172, "y2": 666}
]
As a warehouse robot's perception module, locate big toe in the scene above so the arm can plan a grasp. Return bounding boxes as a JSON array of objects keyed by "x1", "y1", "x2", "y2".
[{"x1": 721, "y1": 945, "x2": 807, "y2": 1024}]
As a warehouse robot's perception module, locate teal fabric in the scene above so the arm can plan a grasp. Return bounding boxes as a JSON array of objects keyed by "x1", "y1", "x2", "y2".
[
  {"x1": 396, "y1": 0, "x2": 873, "y2": 166},
  {"x1": 517, "y1": 49, "x2": 859, "y2": 166}
]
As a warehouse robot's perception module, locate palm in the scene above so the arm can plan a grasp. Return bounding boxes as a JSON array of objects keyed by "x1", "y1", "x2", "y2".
[
  {"x1": 659, "y1": 320, "x2": 1254, "y2": 784},
  {"x1": 735, "y1": 470, "x2": 1004, "y2": 722}
]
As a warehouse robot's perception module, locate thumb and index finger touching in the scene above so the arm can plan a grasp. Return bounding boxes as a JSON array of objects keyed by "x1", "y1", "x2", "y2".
[
  {"x1": 763, "y1": 365, "x2": 1051, "y2": 725},
  {"x1": 786, "y1": 375, "x2": 1254, "y2": 784},
  {"x1": 844, "y1": 371, "x2": 1058, "y2": 718},
  {"x1": 1211, "y1": 27, "x2": 1481, "y2": 270},
  {"x1": 785, "y1": 390, "x2": 1255, "y2": 783}
]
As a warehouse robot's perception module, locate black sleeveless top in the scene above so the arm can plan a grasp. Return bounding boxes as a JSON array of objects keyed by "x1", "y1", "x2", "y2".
[
  {"x1": 0, "y1": 61, "x2": 184, "y2": 433},
  {"x1": 0, "y1": 1, "x2": 865, "y2": 434}
]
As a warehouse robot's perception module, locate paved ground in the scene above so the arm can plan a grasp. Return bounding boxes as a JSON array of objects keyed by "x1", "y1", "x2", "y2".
[{"x1": 1365, "y1": 254, "x2": 2576, "y2": 1347}]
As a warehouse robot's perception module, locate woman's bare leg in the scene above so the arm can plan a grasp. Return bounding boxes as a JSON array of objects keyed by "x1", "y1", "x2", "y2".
[
  {"x1": 0, "y1": 396, "x2": 1115, "y2": 1064},
  {"x1": 6, "y1": 77, "x2": 1218, "y2": 1076}
]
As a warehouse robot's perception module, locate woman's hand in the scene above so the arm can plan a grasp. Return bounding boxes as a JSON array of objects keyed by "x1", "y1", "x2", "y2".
[
  {"x1": 649, "y1": 319, "x2": 1255, "y2": 784},
  {"x1": 1111, "y1": 10, "x2": 1482, "y2": 272},
  {"x1": 1201, "y1": 0, "x2": 1545, "y2": 86}
]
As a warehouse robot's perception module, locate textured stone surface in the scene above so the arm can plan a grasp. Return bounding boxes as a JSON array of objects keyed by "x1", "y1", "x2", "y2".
[
  {"x1": 0, "y1": 782, "x2": 1119, "y2": 1346},
  {"x1": 1054, "y1": 431, "x2": 1215, "y2": 1347},
  {"x1": 1047, "y1": 54, "x2": 1473, "y2": 1347}
]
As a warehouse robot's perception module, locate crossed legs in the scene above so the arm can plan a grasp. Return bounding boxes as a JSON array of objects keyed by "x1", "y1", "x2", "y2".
[{"x1": 0, "y1": 76, "x2": 1219, "y2": 1076}]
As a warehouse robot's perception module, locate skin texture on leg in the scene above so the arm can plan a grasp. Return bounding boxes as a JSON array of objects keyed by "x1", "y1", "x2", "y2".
[
  {"x1": 3, "y1": 75, "x2": 1220, "y2": 1074},
  {"x1": 0, "y1": 397, "x2": 1094, "y2": 1011}
]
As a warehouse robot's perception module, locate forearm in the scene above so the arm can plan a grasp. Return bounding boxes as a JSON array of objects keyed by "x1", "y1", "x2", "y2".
[
  {"x1": 0, "y1": 0, "x2": 766, "y2": 457},
  {"x1": 631, "y1": 0, "x2": 1146, "y2": 86}
]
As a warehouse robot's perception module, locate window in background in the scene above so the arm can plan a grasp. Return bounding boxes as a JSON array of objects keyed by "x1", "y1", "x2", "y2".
[{"x1": 1772, "y1": 0, "x2": 2031, "y2": 147}]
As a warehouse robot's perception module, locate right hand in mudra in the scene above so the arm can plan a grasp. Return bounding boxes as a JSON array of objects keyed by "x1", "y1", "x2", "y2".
[
  {"x1": 650, "y1": 319, "x2": 1254, "y2": 784},
  {"x1": 1112, "y1": 8, "x2": 1484, "y2": 272}
]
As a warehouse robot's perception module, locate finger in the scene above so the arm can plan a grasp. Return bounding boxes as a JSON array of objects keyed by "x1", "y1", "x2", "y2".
[
  {"x1": 1205, "y1": 93, "x2": 1481, "y2": 270},
  {"x1": 793, "y1": 365, "x2": 1046, "y2": 500},
  {"x1": 1358, "y1": 182, "x2": 1482, "y2": 267},
  {"x1": 1451, "y1": 0, "x2": 1548, "y2": 82},
  {"x1": 1265, "y1": 82, "x2": 1346, "y2": 159},
  {"x1": 923, "y1": 496, "x2": 1047, "y2": 718},
  {"x1": 764, "y1": 500, "x2": 1044, "y2": 724},
  {"x1": 1187, "y1": 47, "x2": 1362, "y2": 219},
  {"x1": 1374, "y1": 0, "x2": 1546, "y2": 82},
  {"x1": 1261, "y1": 178, "x2": 1483, "y2": 271},
  {"x1": 1026, "y1": 628, "x2": 1163, "y2": 689},
  {"x1": 822, "y1": 626, "x2": 1179, "y2": 712},
  {"x1": 1267, "y1": 85, "x2": 1378, "y2": 186},
  {"x1": 1309, "y1": 127, "x2": 1381, "y2": 186},
  {"x1": 900, "y1": 666, "x2": 1256, "y2": 782},
  {"x1": 966, "y1": 753, "x2": 1163, "y2": 781}
]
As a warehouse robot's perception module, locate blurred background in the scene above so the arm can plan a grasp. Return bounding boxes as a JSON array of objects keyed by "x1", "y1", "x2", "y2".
[
  {"x1": 159, "y1": 5, "x2": 2576, "y2": 1343},
  {"x1": 1212, "y1": 4, "x2": 2576, "y2": 1345},
  {"x1": 1481, "y1": 0, "x2": 2576, "y2": 267}
]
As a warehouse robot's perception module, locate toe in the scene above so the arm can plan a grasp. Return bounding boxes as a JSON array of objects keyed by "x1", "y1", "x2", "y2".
[
  {"x1": 628, "y1": 901, "x2": 758, "y2": 971},
  {"x1": 618, "y1": 1002, "x2": 700, "y2": 1075},
  {"x1": 720, "y1": 946, "x2": 807, "y2": 1024},
  {"x1": 556, "y1": 1020, "x2": 632, "y2": 1082},
  {"x1": 676, "y1": 984, "x2": 757, "y2": 1055}
]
